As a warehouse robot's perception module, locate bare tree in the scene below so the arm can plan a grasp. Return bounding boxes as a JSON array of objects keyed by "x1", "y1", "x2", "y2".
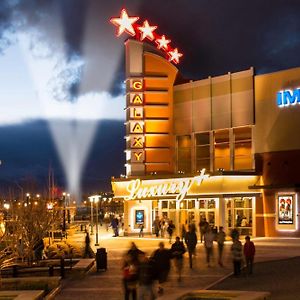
[{"x1": 13, "y1": 199, "x2": 60, "y2": 264}]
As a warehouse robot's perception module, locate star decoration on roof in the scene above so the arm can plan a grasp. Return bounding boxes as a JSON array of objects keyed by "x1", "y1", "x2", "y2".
[
  {"x1": 138, "y1": 20, "x2": 157, "y2": 41},
  {"x1": 155, "y1": 35, "x2": 171, "y2": 50},
  {"x1": 110, "y1": 9, "x2": 139, "y2": 37},
  {"x1": 168, "y1": 48, "x2": 183, "y2": 64}
]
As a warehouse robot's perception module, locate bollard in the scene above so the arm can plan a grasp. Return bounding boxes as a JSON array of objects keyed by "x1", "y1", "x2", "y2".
[
  {"x1": 48, "y1": 265, "x2": 54, "y2": 276},
  {"x1": 60, "y1": 257, "x2": 65, "y2": 278},
  {"x1": 12, "y1": 265, "x2": 18, "y2": 278}
]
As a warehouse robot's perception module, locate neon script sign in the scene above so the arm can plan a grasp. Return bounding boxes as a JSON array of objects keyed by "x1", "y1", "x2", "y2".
[
  {"x1": 277, "y1": 88, "x2": 300, "y2": 107},
  {"x1": 124, "y1": 169, "x2": 209, "y2": 201},
  {"x1": 110, "y1": 9, "x2": 183, "y2": 64}
]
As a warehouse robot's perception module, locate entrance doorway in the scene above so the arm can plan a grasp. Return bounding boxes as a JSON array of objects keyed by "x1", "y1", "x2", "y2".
[
  {"x1": 226, "y1": 197, "x2": 254, "y2": 236},
  {"x1": 198, "y1": 199, "x2": 217, "y2": 228}
]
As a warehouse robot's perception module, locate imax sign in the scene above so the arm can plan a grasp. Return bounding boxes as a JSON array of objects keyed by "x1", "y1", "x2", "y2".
[{"x1": 277, "y1": 88, "x2": 300, "y2": 107}]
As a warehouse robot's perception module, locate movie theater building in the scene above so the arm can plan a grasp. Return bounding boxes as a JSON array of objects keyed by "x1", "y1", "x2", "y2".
[{"x1": 111, "y1": 39, "x2": 300, "y2": 237}]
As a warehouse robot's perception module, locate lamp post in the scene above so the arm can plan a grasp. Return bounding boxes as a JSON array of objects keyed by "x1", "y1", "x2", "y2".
[
  {"x1": 89, "y1": 195, "x2": 101, "y2": 246},
  {"x1": 62, "y1": 192, "x2": 66, "y2": 233},
  {"x1": 90, "y1": 197, "x2": 94, "y2": 235}
]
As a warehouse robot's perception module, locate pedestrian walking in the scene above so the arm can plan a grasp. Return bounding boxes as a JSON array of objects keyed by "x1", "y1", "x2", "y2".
[
  {"x1": 83, "y1": 230, "x2": 94, "y2": 258},
  {"x1": 231, "y1": 235, "x2": 243, "y2": 276},
  {"x1": 151, "y1": 242, "x2": 171, "y2": 296},
  {"x1": 111, "y1": 217, "x2": 119, "y2": 237},
  {"x1": 167, "y1": 220, "x2": 175, "y2": 243},
  {"x1": 139, "y1": 223, "x2": 144, "y2": 238},
  {"x1": 122, "y1": 254, "x2": 138, "y2": 300},
  {"x1": 127, "y1": 242, "x2": 144, "y2": 265},
  {"x1": 199, "y1": 217, "x2": 209, "y2": 243},
  {"x1": 217, "y1": 226, "x2": 226, "y2": 267},
  {"x1": 171, "y1": 236, "x2": 186, "y2": 281},
  {"x1": 153, "y1": 216, "x2": 160, "y2": 237},
  {"x1": 137, "y1": 253, "x2": 155, "y2": 300},
  {"x1": 244, "y1": 235, "x2": 255, "y2": 275},
  {"x1": 160, "y1": 219, "x2": 166, "y2": 238},
  {"x1": 204, "y1": 226, "x2": 214, "y2": 267},
  {"x1": 185, "y1": 225, "x2": 197, "y2": 268}
]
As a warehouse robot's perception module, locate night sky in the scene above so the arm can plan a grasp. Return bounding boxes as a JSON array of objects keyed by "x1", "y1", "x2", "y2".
[{"x1": 0, "y1": 0, "x2": 300, "y2": 197}]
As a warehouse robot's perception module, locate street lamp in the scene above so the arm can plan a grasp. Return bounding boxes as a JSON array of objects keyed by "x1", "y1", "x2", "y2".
[
  {"x1": 89, "y1": 195, "x2": 101, "y2": 246},
  {"x1": 62, "y1": 192, "x2": 66, "y2": 233},
  {"x1": 26, "y1": 193, "x2": 30, "y2": 205}
]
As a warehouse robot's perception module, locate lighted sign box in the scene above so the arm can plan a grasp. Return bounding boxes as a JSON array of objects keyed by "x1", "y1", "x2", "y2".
[
  {"x1": 277, "y1": 88, "x2": 300, "y2": 107},
  {"x1": 135, "y1": 210, "x2": 144, "y2": 225},
  {"x1": 276, "y1": 193, "x2": 297, "y2": 232},
  {"x1": 278, "y1": 195, "x2": 293, "y2": 224}
]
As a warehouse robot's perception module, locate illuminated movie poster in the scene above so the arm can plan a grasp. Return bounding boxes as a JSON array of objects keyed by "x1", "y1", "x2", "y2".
[
  {"x1": 278, "y1": 195, "x2": 293, "y2": 224},
  {"x1": 135, "y1": 210, "x2": 144, "y2": 225}
]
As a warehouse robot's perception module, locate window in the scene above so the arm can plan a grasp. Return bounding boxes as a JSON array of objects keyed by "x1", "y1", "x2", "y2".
[
  {"x1": 177, "y1": 135, "x2": 191, "y2": 174},
  {"x1": 214, "y1": 130, "x2": 230, "y2": 171},
  {"x1": 195, "y1": 132, "x2": 210, "y2": 171},
  {"x1": 234, "y1": 127, "x2": 252, "y2": 170}
]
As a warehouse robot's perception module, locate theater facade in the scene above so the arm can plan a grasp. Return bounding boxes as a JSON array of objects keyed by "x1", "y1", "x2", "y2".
[{"x1": 111, "y1": 26, "x2": 300, "y2": 237}]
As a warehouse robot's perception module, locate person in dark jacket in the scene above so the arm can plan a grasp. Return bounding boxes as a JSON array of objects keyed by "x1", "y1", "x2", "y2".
[
  {"x1": 199, "y1": 217, "x2": 209, "y2": 243},
  {"x1": 167, "y1": 220, "x2": 175, "y2": 243},
  {"x1": 151, "y1": 242, "x2": 171, "y2": 295},
  {"x1": 243, "y1": 235, "x2": 255, "y2": 275},
  {"x1": 171, "y1": 236, "x2": 186, "y2": 281},
  {"x1": 83, "y1": 230, "x2": 94, "y2": 258},
  {"x1": 185, "y1": 225, "x2": 198, "y2": 268},
  {"x1": 127, "y1": 242, "x2": 144, "y2": 265}
]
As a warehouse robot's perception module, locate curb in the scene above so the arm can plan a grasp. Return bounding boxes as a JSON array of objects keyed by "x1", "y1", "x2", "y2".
[{"x1": 203, "y1": 271, "x2": 234, "y2": 290}]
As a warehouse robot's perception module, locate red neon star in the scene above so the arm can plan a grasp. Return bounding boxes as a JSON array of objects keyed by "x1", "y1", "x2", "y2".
[
  {"x1": 155, "y1": 35, "x2": 171, "y2": 50},
  {"x1": 138, "y1": 20, "x2": 157, "y2": 41},
  {"x1": 110, "y1": 9, "x2": 139, "y2": 37},
  {"x1": 168, "y1": 48, "x2": 183, "y2": 64}
]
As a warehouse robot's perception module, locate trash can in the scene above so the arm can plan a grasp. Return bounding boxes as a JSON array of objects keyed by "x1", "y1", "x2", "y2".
[{"x1": 96, "y1": 248, "x2": 107, "y2": 271}]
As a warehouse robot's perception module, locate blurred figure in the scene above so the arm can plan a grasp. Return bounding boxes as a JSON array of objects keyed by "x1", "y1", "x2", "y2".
[
  {"x1": 204, "y1": 226, "x2": 214, "y2": 267},
  {"x1": 111, "y1": 217, "x2": 119, "y2": 237},
  {"x1": 244, "y1": 235, "x2": 255, "y2": 275},
  {"x1": 167, "y1": 220, "x2": 175, "y2": 244},
  {"x1": 185, "y1": 225, "x2": 197, "y2": 268},
  {"x1": 122, "y1": 254, "x2": 138, "y2": 300},
  {"x1": 139, "y1": 223, "x2": 144, "y2": 238},
  {"x1": 231, "y1": 235, "x2": 243, "y2": 276},
  {"x1": 199, "y1": 217, "x2": 209, "y2": 243},
  {"x1": 151, "y1": 242, "x2": 171, "y2": 295},
  {"x1": 160, "y1": 218, "x2": 166, "y2": 238},
  {"x1": 171, "y1": 236, "x2": 186, "y2": 281},
  {"x1": 83, "y1": 230, "x2": 94, "y2": 258},
  {"x1": 127, "y1": 242, "x2": 144, "y2": 265},
  {"x1": 217, "y1": 227, "x2": 226, "y2": 267},
  {"x1": 138, "y1": 253, "x2": 155, "y2": 300},
  {"x1": 153, "y1": 216, "x2": 160, "y2": 237}
]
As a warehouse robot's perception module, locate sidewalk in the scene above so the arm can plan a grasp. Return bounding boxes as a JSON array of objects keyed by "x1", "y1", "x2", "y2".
[
  {"x1": 210, "y1": 256, "x2": 300, "y2": 300},
  {"x1": 56, "y1": 228, "x2": 300, "y2": 299}
]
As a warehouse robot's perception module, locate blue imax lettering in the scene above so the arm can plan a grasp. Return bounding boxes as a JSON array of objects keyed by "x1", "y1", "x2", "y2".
[{"x1": 277, "y1": 88, "x2": 300, "y2": 107}]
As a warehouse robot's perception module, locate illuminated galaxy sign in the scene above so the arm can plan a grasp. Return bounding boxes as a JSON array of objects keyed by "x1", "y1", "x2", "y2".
[
  {"x1": 277, "y1": 88, "x2": 300, "y2": 107},
  {"x1": 110, "y1": 9, "x2": 183, "y2": 64}
]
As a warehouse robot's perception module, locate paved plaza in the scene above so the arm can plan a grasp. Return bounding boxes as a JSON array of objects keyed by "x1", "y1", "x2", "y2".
[{"x1": 55, "y1": 226, "x2": 300, "y2": 299}]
